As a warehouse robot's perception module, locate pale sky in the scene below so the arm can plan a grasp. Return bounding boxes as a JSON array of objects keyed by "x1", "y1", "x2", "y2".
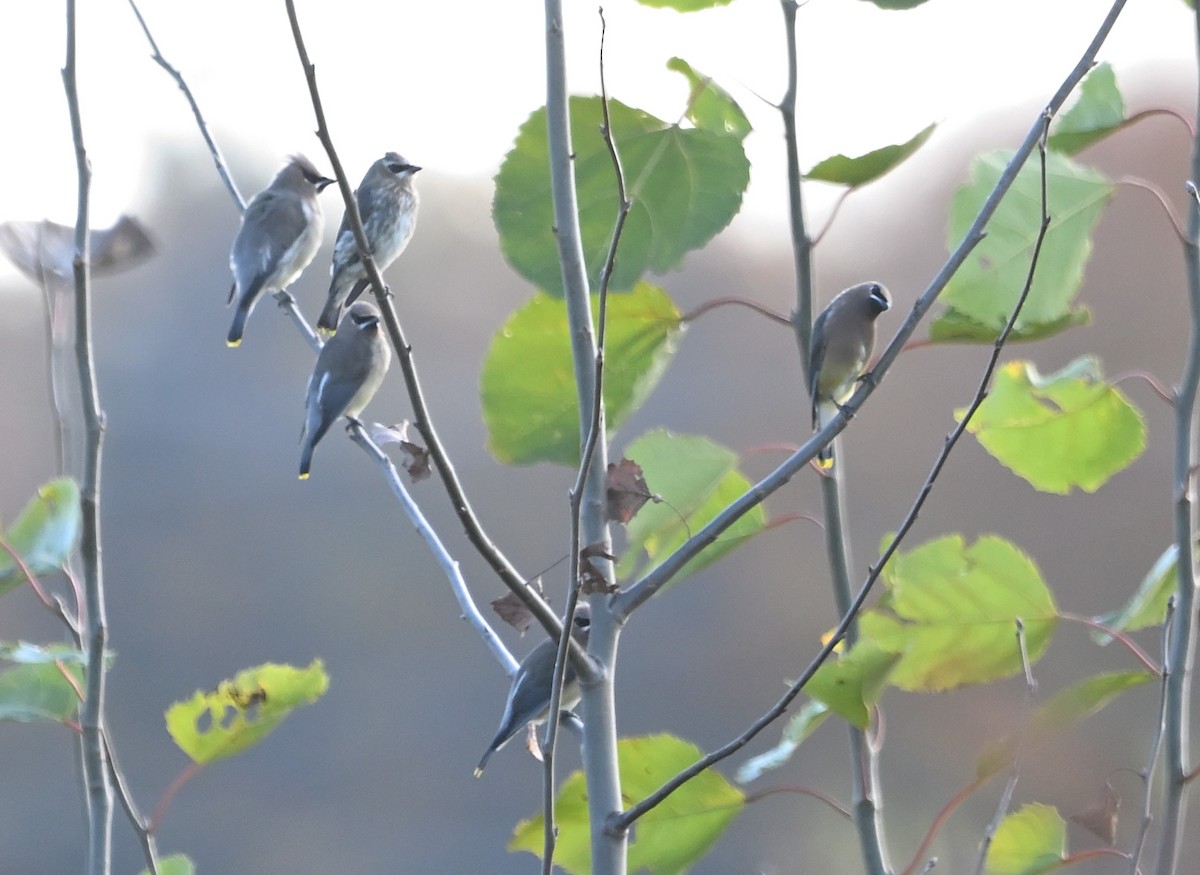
[{"x1": 0, "y1": 0, "x2": 1194, "y2": 283}]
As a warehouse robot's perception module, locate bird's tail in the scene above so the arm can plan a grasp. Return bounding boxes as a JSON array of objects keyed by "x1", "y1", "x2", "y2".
[
  {"x1": 298, "y1": 438, "x2": 315, "y2": 480},
  {"x1": 815, "y1": 400, "x2": 837, "y2": 469},
  {"x1": 226, "y1": 305, "x2": 250, "y2": 348}
]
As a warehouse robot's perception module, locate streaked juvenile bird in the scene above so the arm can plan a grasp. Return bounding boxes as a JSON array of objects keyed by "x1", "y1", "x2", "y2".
[
  {"x1": 298, "y1": 301, "x2": 392, "y2": 479},
  {"x1": 475, "y1": 605, "x2": 591, "y2": 777},
  {"x1": 809, "y1": 281, "x2": 892, "y2": 468},
  {"x1": 226, "y1": 155, "x2": 333, "y2": 347},
  {"x1": 317, "y1": 152, "x2": 420, "y2": 334}
]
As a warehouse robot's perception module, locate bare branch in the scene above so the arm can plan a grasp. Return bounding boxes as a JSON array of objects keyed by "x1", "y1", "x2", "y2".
[{"x1": 1128, "y1": 599, "x2": 1173, "y2": 875}]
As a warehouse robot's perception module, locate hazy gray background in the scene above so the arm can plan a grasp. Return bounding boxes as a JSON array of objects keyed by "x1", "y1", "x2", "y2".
[{"x1": 1, "y1": 65, "x2": 1198, "y2": 875}]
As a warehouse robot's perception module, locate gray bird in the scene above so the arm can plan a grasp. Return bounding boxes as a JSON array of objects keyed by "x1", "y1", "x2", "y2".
[
  {"x1": 475, "y1": 605, "x2": 591, "y2": 777},
  {"x1": 809, "y1": 281, "x2": 892, "y2": 468},
  {"x1": 227, "y1": 155, "x2": 333, "y2": 347},
  {"x1": 317, "y1": 152, "x2": 420, "y2": 334},
  {"x1": 298, "y1": 301, "x2": 392, "y2": 479}
]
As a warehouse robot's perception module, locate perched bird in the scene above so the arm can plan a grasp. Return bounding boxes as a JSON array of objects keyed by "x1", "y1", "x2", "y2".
[
  {"x1": 317, "y1": 152, "x2": 420, "y2": 334},
  {"x1": 809, "y1": 281, "x2": 892, "y2": 468},
  {"x1": 475, "y1": 605, "x2": 592, "y2": 777},
  {"x1": 298, "y1": 301, "x2": 392, "y2": 479},
  {"x1": 226, "y1": 155, "x2": 334, "y2": 347}
]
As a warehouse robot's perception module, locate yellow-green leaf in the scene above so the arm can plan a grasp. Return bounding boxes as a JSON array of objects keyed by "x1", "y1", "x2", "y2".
[
  {"x1": 1033, "y1": 671, "x2": 1153, "y2": 732},
  {"x1": 936, "y1": 150, "x2": 1110, "y2": 336},
  {"x1": 961, "y1": 357, "x2": 1145, "y2": 494},
  {"x1": 986, "y1": 803, "x2": 1067, "y2": 875},
  {"x1": 807, "y1": 123, "x2": 936, "y2": 188},
  {"x1": 482, "y1": 284, "x2": 683, "y2": 466},
  {"x1": 1094, "y1": 543, "x2": 1178, "y2": 639},
  {"x1": 511, "y1": 734, "x2": 744, "y2": 874},
  {"x1": 1048, "y1": 63, "x2": 1125, "y2": 155},
  {"x1": 0, "y1": 661, "x2": 84, "y2": 723},
  {"x1": 805, "y1": 639, "x2": 900, "y2": 728},
  {"x1": 617, "y1": 429, "x2": 766, "y2": 586},
  {"x1": 138, "y1": 854, "x2": 194, "y2": 875},
  {"x1": 667, "y1": 58, "x2": 751, "y2": 140},
  {"x1": 860, "y1": 535, "x2": 1057, "y2": 692},
  {"x1": 0, "y1": 478, "x2": 81, "y2": 595},
  {"x1": 165, "y1": 661, "x2": 329, "y2": 764}
]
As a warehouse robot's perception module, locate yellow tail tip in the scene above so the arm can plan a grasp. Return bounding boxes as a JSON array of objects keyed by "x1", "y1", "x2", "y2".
[
  {"x1": 818, "y1": 457, "x2": 834, "y2": 470},
  {"x1": 298, "y1": 472, "x2": 310, "y2": 481},
  {"x1": 473, "y1": 767, "x2": 484, "y2": 779},
  {"x1": 226, "y1": 338, "x2": 242, "y2": 349}
]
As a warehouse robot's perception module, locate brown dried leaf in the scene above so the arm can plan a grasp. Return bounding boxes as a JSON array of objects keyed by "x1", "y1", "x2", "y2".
[
  {"x1": 371, "y1": 421, "x2": 432, "y2": 482},
  {"x1": 1069, "y1": 782, "x2": 1119, "y2": 844},
  {"x1": 606, "y1": 457, "x2": 652, "y2": 524},
  {"x1": 490, "y1": 578, "x2": 546, "y2": 635},
  {"x1": 580, "y1": 542, "x2": 618, "y2": 594}
]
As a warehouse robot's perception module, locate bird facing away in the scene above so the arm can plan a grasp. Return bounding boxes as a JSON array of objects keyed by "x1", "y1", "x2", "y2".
[
  {"x1": 298, "y1": 301, "x2": 392, "y2": 479},
  {"x1": 317, "y1": 152, "x2": 420, "y2": 334},
  {"x1": 809, "y1": 281, "x2": 892, "y2": 468},
  {"x1": 226, "y1": 155, "x2": 334, "y2": 347},
  {"x1": 475, "y1": 605, "x2": 592, "y2": 777}
]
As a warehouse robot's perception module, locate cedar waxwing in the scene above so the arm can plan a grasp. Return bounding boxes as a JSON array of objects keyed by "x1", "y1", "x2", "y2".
[
  {"x1": 809, "y1": 281, "x2": 892, "y2": 468},
  {"x1": 475, "y1": 605, "x2": 592, "y2": 777},
  {"x1": 298, "y1": 301, "x2": 392, "y2": 479},
  {"x1": 317, "y1": 152, "x2": 420, "y2": 334},
  {"x1": 227, "y1": 155, "x2": 334, "y2": 347}
]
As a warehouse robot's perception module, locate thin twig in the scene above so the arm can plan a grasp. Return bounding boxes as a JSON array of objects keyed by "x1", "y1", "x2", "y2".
[
  {"x1": 743, "y1": 784, "x2": 853, "y2": 819},
  {"x1": 810, "y1": 188, "x2": 853, "y2": 248},
  {"x1": 1115, "y1": 176, "x2": 1188, "y2": 246},
  {"x1": 1058, "y1": 612, "x2": 1161, "y2": 674},
  {"x1": 62, "y1": 3, "x2": 113, "y2": 871},
  {"x1": 680, "y1": 296, "x2": 793, "y2": 326},
  {"x1": 125, "y1": 0, "x2": 245, "y2": 211},
  {"x1": 281, "y1": 0, "x2": 570, "y2": 649},
  {"x1": 348, "y1": 423, "x2": 517, "y2": 674},
  {"x1": 1128, "y1": 599, "x2": 1174, "y2": 875},
  {"x1": 610, "y1": 107, "x2": 1062, "y2": 835},
  {"x1": 148, "y1": 761, "x2": 203, "y2": 833},
  {"x1": 1111, "y1": 370, "x2": 1177, "y2": 407},
  {"x1": 900, "y1": 774, "x2": 996, "y2": 875},
  {"x1": 971, "y1": 620, "x2": 1038, "y2": 875},
  {"x1": 105, "y1": 734, "x2": 160, "y2": 875}
]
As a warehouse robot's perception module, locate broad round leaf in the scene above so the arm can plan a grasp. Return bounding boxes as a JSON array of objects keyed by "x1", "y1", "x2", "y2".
[
  {"x1": 960, "y1": 357, "x2": 1145, "y2": 494},
  {"x1": 510, "y1": 734, "x2": 744, "y2": 874},
  {"x1": 861, "y1": 534, "x2": 1057, "y2": 691},
  {"x1": 666, "y1": 57, "x2": 751, "y2": 140},
  {"x1": 1048, "y1": 62, "x2": 1126, "y2": 155},
  {"x1": 0, "y1": 662, "x2": 84, "y2": 723},
  {"x1": 0, "y1": 478, "x2": 81, "y2": 595},
  {"x1": 986, "y1": 803, "x2": 1067, "y2": 875},
  {"x1": 494, "y1": 97, "x2": 749, "y2": 296},
  {"x1": 481, "y1": 284, "x2": 683, "y2": 466},
  {"x1": 939, "y1": 150, "x2": 1111, "y2": 334}
]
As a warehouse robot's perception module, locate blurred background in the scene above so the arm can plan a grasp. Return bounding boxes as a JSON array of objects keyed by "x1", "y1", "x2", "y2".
[{"x1": 2, "y1": 0, "x2": 1199, "y2": 873}]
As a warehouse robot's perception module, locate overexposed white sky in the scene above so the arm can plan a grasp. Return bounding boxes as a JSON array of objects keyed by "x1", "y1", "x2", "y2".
[{"x1": 0, "y1": 0, "x2": 1194, "y2": 281}]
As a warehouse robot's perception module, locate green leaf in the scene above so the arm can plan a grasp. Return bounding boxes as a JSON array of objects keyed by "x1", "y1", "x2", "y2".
[
  {"x1": 666, "y1": 58, "x2": 751, "y2": 140},
  {"x1": 928, "y1": 306, "x2": 1090, "y2": 344},
  {"x1": 940, "y1": 150, "x2": 1111, "y2": 334},
  {"x1": 1094, "y1": 544, "x2": 1178, "y2": 638},
  {"x1": 481, "y1": 284, "x2": 682, "y2": 466},
  {"x1": 859, "y1": 0, "x2": 932, "y2": 7},
  {"x1": 138, "y1": 854, "x2": 195, "y2": 875},
  {"x1": 1048, "y1": 63, "x2": 1125, "y2": 155},
  {"x1": 960, "y1": 357, "x2": 1146, "y2": 494},
  {"x1": 806, "y1": 123, "x2": 936, "y2": 187},
  {"x1": 0, "y1": 661, "x2": 84, "y2": 723},
  {"x1": 617, "y1": 429, "x2": 767, "y2": 585},
  {"x1": 1033, "y1": 671, "x2": 1153, "y2": 732},
  {"x1": 494, "y1": 97, "x2": 749, "y2": 296},
  {"x1": 860, "y1": 535, "x2": 1057, "y2": 692},
  {"x1": 165, "y1": 661, "x2": 329, "y2": 764},
  {"x1": 0, "y1": 478, "x2": 81, "y2": 595},
  {"x1": 735, "y1": 701, "x2": 830, "y2": 783},
  {"x1": 634, "y1": 0, "x2": 734, "y2": 9},
  {"x1": 986, "y1": 803, "x2": 1067, "y2": 875},
  {"x1": 0, "y1": 641, "x2": 88, "y2": 665},
  {"x1": 806, "y1": 639, "x2": 900, "y2": 728},
  {"x1": 511, "y1": 735, "x2": 744, "y2": 874}
]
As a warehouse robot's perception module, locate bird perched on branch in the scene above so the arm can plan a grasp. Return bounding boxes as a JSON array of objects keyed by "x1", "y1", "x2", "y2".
[
  {"x1": 317, "y1": 152, "x2": 420, "y2": 334},
  {"x1": 809, "y1": 281, "x2": 892, "y2": 468},
  {"x1": 475, "y1": 605, "x2": 591, "y2": 777},
  {"x1": 226, "y1": 155, "x2": 333, "y2": 347},
  {"x1": 298, "y1": 301, "x2": 391, "y2": 479}
]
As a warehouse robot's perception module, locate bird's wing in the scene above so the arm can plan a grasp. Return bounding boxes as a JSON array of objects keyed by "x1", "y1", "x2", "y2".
[{"x1": 235, "y1": 191, "x2": 312, "y2": 282}]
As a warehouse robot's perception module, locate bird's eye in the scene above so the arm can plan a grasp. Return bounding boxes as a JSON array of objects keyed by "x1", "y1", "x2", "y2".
[{"x1": 573, "y1": 614, "x2": 590, "y2": 630}]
